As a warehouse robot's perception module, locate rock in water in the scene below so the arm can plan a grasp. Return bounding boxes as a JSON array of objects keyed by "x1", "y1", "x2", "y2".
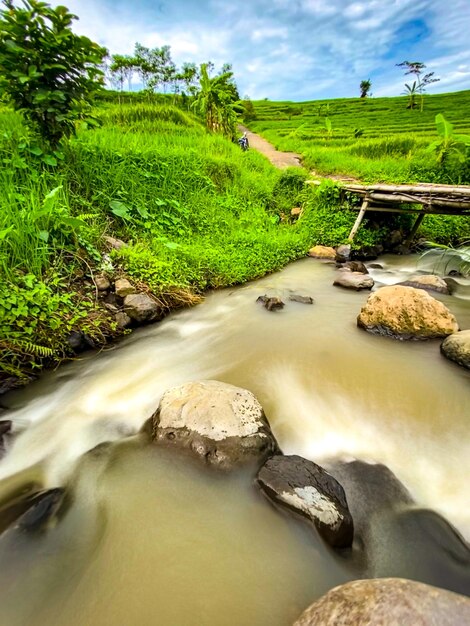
[
  {"x1": 289, "y1": 294, "x2": 315, "y2": 304},
  {"x1": 151, "y1": 381, "x2": 280, "y2": 470},
  {"x1": 256, "y1": 295, "x2": 285, "y2": 311},
  {"x1": 441, "y1": 330, "x2": 470, "y2": 369},
  {"x1": 357, "y1": 285, "x2": 459, "y2": 339},
  {"x1": 398, "y1": 274, "x2": 450, "y2": 295},
  {"x1": 333, "y1": 272, "x2": 374, "y2": 290},
  {"x1": 256, "y1": 454, "x2": 353, "y2": 548},
  {"x1": 308, "y1": 245, "x2": 336, "y2": 259},
  {"x1": 293, "y1": 578, "x2": 470, "y2": 626},
  {"x1": 338, "y1": 261, "x2": 369, "y2": 274}
]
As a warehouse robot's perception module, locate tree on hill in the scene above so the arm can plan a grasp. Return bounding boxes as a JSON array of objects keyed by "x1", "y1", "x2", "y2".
[
  {"x1": 0, "y1": 0, "x2": 106, "y2": 146},
  {"x1": 360, "y1": 79, "x2": 372, "y2": 98},
  {"x1": 192, "y1": 63, "x2": 240, "y2": 138},
  {"x1": 110, "y1": 54, "x2": 134, "y2": 93},
  {"x1": 397, "y1": 61, "x2": 440, "y2": 111}
]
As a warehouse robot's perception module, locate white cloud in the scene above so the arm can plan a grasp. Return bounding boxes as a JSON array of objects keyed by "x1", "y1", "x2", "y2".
[{"x1": 61, "y1": 0, "x2": 470, "y2": 100}]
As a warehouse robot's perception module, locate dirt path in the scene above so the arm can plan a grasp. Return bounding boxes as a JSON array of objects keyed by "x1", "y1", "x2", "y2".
[
  {"x1": 238, "y1": 125, "x2": 302, "y2": 169},
  {"x1": 239, "y1": 125, "x2": 361, "y2": 183}
]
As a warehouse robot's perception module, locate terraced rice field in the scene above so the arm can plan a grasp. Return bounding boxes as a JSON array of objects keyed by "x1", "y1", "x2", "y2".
[{"x1": 249, "y1": 90, "x2": 470, "y2": 183}]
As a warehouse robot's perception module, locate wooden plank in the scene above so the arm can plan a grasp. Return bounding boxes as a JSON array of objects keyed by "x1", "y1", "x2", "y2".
[
  {"x1": 344, "y1": 183, "x2": 470, "y2": 197},
  {"x1": 348, "y1": 198, "x2": 368, "y2": 240},
  {"x1": 368, "y1": 192, "x2": 470, "y2": 209}
]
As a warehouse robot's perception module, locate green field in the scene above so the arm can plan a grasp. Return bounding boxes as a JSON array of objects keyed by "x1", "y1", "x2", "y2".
[{"x1": 249, "y1": 90, "x2": 470, "y2": 183}]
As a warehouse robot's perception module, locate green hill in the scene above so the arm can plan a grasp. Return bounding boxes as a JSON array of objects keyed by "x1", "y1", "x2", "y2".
[{"x1": 249, "y1": 90, "x2": 470, "y2": 183}]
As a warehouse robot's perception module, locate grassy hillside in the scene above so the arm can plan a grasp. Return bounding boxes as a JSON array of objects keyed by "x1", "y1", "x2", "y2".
[
  {"x1": 249, "y1": 90, "x2": 470, "y2": 184},
  {"x1": 0, "y1": 102, "x2": 314, "y2": 387}
]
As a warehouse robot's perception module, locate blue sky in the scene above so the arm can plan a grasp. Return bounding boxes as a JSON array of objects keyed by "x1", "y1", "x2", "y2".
[{"x1": 65, "y1": 0, "x2": 470, "y2": 101}]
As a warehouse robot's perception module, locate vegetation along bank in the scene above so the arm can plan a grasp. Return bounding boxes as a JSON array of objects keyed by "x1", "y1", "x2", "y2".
[{"x1": 0, "y1": 1, "x2": 469, "y2": 392}]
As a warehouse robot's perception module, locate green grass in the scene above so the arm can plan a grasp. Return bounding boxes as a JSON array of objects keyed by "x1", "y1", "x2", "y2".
[{"x1": 249, "y1": 90, "x2": 470, "y2": 184}]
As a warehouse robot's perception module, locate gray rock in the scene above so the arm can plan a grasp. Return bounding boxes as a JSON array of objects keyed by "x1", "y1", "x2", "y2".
[
  {"x1": 333, "y1": 272, "x2": 374, "y2": 290},
  {"x1": 104, "y1": 302, "x2": 119, "y2": 314},
  {"x1": 151, "y1": 381, "x2": 280, "y2": 470},
  {"x1": 257, "y1": 454, "x2": 354, "y2": 548},
  {"x1": 115, "y1": 311, "x2": 132, "y2": 329},
  {"x1": 95, "y1": 275, "x2": 111, "y2": 291},
  {"x1": 115, "y1": 278, "x2": 136, "y2": 297},
  {"x1": 338, "y1": 261, "x2": 368, "y2": 274},
  {"x1": 441, "y1": 330, "x2": 470, "y2": 369},
  {"x1": 399, "y1": 274, "x2": 450, "y2": 295},
  {"x1": 326, "y1": 460, "x2": 413, "y2": 538},
  {"x1": 289, "y1": 294, "x2": 315, "y2": 304},
  {"x1": 103, "y1": 235, "x2": 127, "y2": 250},
  {"x1": 0, "y1": 488, "x2": 65, "y2": 535},
  {"x1": 294, "y1": 578, "x2": 470, "y2": 626},
  {"x1": 123, "y1": 293, "x2": 160, "y2": 323},
  {"x1": 336, "y1": 244, "x2": 351, "y2": 262},
  {"x1": 257, "y1": 295, "x2": 285, "y2": 311}
]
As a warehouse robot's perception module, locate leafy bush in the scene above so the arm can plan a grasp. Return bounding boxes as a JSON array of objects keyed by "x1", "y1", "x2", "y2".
[{"x1": 0, "y1": 0, "x2": 106, "y2": 146}]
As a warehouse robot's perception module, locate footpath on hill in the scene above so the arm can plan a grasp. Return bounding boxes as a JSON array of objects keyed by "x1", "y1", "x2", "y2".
[
  {"x1": 239, "y1": 125, "x2": 359, "y2": 182},
  {"x1": 238, "y1": 125, "x2": 302, "y2": 169}
]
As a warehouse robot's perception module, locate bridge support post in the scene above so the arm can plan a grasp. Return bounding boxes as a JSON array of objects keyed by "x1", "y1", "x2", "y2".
[
  {"x1": 404, "y1": 212, "x2": 425, "y2": 248},
  {"x1": 348, "y1": 198, "x2": 369, "y2": 241}
]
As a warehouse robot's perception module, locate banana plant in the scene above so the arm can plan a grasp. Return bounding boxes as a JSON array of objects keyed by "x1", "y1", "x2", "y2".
[{"x1": 427, "y1": 114, "x2": 470, "y2": 164}]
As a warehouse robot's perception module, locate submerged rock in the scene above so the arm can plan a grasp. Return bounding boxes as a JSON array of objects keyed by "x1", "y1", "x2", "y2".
[
  {"x1": 289, "y1": 294, "x2": 315, "y2": 304},
  {"x1": 0, "y1": 488, "x2": 65, "y2": 535},
  {"x1": 0, "y1": 420, "x2": 12, "y2": 458},
  {"x1": 441, "y1": 330, "x2": 470, "y2": 369},
  {"x1": 257, "y1": 454, "x2": 353, "y2": 548},
  {"x1": 293, "y1": 578, "x2": 470, "y2": 626},
  {"x1": 338, "y1": 261, "x2": 368, "y2": 274},
  {"x1": 398, "y1": 274, "x2": 450, "y2": 295},
  {"x1": 333, "y1": 272, "x2": 374, "y2": 291},
  {"x1": 123, "y1": 293, "x2": 160, "y2": 323},
  {"x1": 256, "y1": 295, "x2": 285, "y2": 311},
  {"x1": 326, "y1": 460, "x2": 413, "y2": 539},
  {"x1": 357, "y1": 285, "x2": 459, "y2": 339},
  {"x1": 308, "y1": 245, "x2": 336, "y2": 260},
  {"x1": 151, "y1": 381, "x2": 280, "y2": 470}
]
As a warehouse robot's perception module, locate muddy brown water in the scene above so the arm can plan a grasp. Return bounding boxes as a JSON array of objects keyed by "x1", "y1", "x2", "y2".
[{"x1": 0, "y1": 256, "x2": 469, "y2": 625}]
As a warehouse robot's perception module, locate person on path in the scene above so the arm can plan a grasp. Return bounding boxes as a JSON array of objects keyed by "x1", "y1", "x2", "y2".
[{"x1": 238, "y1": 131, "x2": 249, "y2": 151}]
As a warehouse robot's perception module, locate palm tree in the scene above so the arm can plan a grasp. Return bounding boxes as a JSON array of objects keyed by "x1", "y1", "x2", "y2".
[{"x1": 359, "y1": 79, "x2": 371, "y2": 98}]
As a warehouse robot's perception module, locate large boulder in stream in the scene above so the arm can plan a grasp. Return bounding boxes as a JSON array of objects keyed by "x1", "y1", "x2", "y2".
[
  {"x1": 441, "y1": 330, "x2": 470, "y2": 369},
  {"x1": 151, "y1": 381, "x2": 280, "y2": 470},
  {"x1": 357, "y1": 285, "x2": 459, "y2": 339},
  {"x1": 256, "y1": 455, "x2": 353, "y2": 548},
  {"x1": 293, "y1": 578, "x2": 470, "y2": 626}
]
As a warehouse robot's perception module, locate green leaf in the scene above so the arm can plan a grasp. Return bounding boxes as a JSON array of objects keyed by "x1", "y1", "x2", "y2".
[
  {"x1": 109, "y1": 200, "x2": 132, "y2": 219},
  {"x1": 435, "y1": 113, "x2": 453, "y2": 139},
  {"x1": 42, "y1": 155, "x2": 58, "y2": 166},
  {"x1": 38, "y1": 230, "x2": 50, "y2": 242}
]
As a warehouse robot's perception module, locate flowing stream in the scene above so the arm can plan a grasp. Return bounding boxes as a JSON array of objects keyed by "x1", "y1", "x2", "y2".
[{"x1": 1, "y1": 256, "x2": 469, "y2": 625}]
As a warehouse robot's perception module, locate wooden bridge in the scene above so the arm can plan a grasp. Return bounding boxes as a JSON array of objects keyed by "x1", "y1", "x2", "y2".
[{"x1": 309, "y1": 182, "x2": 470, "y2": 246}]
